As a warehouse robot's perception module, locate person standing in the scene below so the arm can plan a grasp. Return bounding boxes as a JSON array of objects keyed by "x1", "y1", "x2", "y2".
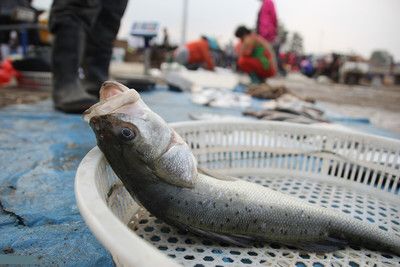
[
  {"x1": 50, "y1": 0, "x2": 128, "y2": 113},
  {"x1": 256, "y1": 0, "x2": 286, "y2": 76},
  {"x1": 256, "y1": 0, "x2": 277, "y2": 44}
]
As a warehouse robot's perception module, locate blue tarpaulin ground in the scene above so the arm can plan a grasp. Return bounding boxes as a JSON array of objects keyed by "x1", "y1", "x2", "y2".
[{"x1": 0, "y1": 88, "x2": 399, "y2": 266}]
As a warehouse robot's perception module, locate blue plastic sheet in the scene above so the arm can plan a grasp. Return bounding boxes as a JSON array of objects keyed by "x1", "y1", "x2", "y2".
[{"x1": 0, "y1": 101, "x2": 112, "y2": 266}]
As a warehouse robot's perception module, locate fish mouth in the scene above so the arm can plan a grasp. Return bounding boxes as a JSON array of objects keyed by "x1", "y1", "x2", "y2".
[{"x1": 83, "y1": 88, "x2": 141, "y2": 123}]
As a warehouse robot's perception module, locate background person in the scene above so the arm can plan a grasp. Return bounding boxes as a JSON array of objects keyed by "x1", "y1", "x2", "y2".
[
  {"x1": 235, "y1": 25, "x2": 277, "y2": 83},
  {"x1": 256, "y1": 0, "x2": 286, "y2": 76},
  {"x1": 173, "y1": 36, "x2": 216, "y2": 71}
]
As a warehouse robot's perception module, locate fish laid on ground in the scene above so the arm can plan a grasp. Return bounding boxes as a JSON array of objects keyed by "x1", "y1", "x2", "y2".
[{"x1": 84, "y1": 81, "x2": 400, "y2": 255}]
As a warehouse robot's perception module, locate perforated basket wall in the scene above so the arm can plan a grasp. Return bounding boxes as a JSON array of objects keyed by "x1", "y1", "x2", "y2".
[{"x1": 76, "y1": 121, "x2": 400, "y2": 267}]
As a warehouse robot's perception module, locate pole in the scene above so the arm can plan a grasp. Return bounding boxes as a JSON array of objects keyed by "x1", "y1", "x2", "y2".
[{"x1": 181, "y1": 0, "x2": 188, "y2": 45}]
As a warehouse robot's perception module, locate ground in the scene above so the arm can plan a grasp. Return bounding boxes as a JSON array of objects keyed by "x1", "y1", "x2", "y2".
[
  {"x1": 2, "y1": 74, "x2": 399, "y2": 133},
  {"x1": 273, "y1": 75, "x2": 400, "y2": 133},
  {"x1": 0, "y1": 87, "x2": 50, "y2": 108}
]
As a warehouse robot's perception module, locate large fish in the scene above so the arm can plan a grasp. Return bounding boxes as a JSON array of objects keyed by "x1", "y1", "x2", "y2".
[{"x1": 84, "y1": 81, "x2": 400, "y2": 255}]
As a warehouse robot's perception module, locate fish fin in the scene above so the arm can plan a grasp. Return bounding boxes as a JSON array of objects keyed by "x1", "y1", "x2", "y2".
[
  {"x1": 174, "y1": 222, "x2": 254, "y2": 247},
  {"x1": 292, "y1": 237, "x2": 347, "y2": 253},
  {"x1": 198, "y1": 167, "x2": 238, "y2": 182}
]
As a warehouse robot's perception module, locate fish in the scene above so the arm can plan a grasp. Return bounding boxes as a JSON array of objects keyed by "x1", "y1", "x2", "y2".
[{"x1": 84, "y1": 81, "x2": 400, "y2": 255}]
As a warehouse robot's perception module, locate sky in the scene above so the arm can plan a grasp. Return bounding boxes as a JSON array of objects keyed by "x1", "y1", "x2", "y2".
[{"x1": 33, "y1": 0, "x2": 400, "y2": 61}]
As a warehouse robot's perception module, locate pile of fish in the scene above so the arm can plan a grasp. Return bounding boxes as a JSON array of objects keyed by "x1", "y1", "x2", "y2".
[
  {"x1": 244, "y1": 94, "x2": 328, "y2": 124},
  {"x1": 191, "y1": 88, "x2": 252, "y2": 108},
  {"x1": 83, "y1": 81, "x2": 399, "y2": 255}
]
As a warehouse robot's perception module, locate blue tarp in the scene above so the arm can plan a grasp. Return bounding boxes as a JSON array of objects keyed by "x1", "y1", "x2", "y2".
[{"x1": 0, "y1": 88, "x2": 398, "y2": 266}]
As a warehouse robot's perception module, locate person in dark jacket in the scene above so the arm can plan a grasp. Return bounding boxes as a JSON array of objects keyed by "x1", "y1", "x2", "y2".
[{"x1": 50, "y1": 0, "x2": 128, "y2": 113}]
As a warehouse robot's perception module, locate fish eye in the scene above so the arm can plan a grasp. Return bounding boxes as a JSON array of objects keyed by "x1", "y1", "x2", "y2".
[{"x1": 120, "y1": 128, "x2": 135, "y2": 141}]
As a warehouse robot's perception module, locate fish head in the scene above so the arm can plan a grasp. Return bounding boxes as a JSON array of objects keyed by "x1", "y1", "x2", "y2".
[{"x1": 84, "y1": 81, "x2": 198, "y2": 188}]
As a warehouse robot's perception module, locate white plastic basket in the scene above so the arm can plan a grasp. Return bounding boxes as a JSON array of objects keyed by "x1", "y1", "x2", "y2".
[{"x1": 75, "y1": 121, "x2": 400, "y2": 267}]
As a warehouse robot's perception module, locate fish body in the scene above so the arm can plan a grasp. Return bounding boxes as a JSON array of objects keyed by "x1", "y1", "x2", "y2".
[{"x1": 85, "y1": 81, "x2": 400, "y2": 255}]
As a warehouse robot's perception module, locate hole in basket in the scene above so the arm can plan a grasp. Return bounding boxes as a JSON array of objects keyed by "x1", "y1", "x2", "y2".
[
  {"x1": 212, "y1": 249, "x2": 223, "y2": 254},
  {"x1": 296, "y1": 262, "x2": 307, "y2": 267},
  {"x1": 160, "y1": 226, "x2": 171, "y2": 233},
  {"x1": 230, "y1": 250, "x2": 241, "y2": 255},
  {"x1": 150, "y1": 235, "x2": 160, "y2": 242},
  {"x1": 241, "y1": 258, "x2": 252, "y2": 264},
  {"x1": 312, "y1": 262, "x2": 324, "y2": 267},
  {"x1": 349, "y1": 261, "x2": 360, "y2": 267},
  {"x1": 203, "y1": 256, "x2": 214, "y2": 261},
  {"x1": 176, "y1": 247, "x2": 186, "y2": 252},
  {"x1": 248, "y1": 251, "x2": 258, "y2": 256},
  {"x1": 167, "y1": 237, "x2": 178, "y2": 243},
  {"x1": 183, "y1": 255, "x2": 195, "y2": 260},
  {"x1": 185, "y1": 238, "x2": 195, "y2": 244},
  {"x1": 367, "y1": 217, "x2": 375, "y2": 223},
  {"x1": 299, "y1": 254, "x2": 310, "y2": 259},
  {"x1": 222, "y1": 257, "x2": 234, "y2": 263},
  {"x1": 382, "y1": 254, "x2": 393, "y2": 259},
  {"x1": 144, "y1": 226, "x2": 154, "y2": 232},
  {"x1": 154, "y1": 218, "x2": 163, "y2": 224},
  {"x1": 202, "y1": 239, "x2": 213, "y2": 246},
  {"x1": 379, "y1": 225, "x2": 388, "y2": 231},
  {"x1": 270, "y1": 243, "x2": 281, "y2": 249}
]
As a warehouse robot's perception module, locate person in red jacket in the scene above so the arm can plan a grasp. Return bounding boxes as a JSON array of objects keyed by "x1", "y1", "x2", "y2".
[
  {"x1": 174, "y1": 37, "x2": 215, "y2": 71},
  {"x1": 235, "y1": 25, "x2": 277, "y2": 83}
]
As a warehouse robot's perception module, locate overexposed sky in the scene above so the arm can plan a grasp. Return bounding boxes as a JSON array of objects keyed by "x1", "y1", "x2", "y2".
[{"x1": 33, "y1": 0, "x2": 400, "y2": 61}]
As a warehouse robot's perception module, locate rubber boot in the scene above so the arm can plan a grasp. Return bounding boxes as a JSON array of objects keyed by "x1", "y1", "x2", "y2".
[
  {"x1": 51, "y1": 22, "x2": 98, "y2": 114},
  {"x1": 82, "y1": 0, "x2": 128, "y2": 98}
]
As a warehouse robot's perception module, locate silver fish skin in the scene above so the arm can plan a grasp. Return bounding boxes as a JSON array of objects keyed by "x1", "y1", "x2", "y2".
[{"x1": 85, "y1": 81, "x2": 400, "y2": 255}]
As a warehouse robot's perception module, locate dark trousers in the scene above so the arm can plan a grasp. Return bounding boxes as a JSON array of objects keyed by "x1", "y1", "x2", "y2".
[{"x1": 50, "y1": 0, "x2": 128, "y2": 96}]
